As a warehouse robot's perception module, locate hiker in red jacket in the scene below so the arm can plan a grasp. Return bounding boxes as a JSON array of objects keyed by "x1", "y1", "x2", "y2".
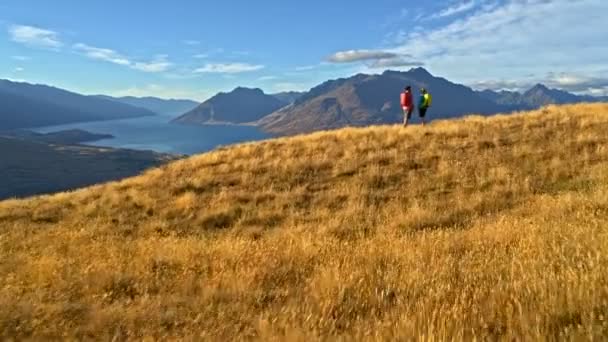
[{"x1": 401, "y1": 86, "x2": 414, "y2": 126}]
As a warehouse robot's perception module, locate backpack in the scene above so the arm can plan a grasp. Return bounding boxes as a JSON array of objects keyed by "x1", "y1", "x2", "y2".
[{"x1": 425, "y1": 93, "x2": 433, "y2": 107}]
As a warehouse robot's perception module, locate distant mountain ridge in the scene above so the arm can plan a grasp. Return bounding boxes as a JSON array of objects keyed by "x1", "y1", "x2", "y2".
[
  {"x1": 477, "y1": 84, "x2": 600, "y2": 109},
  {"x1": 259, "y1": 68, "x2": 607, "y2": 135},
  {"x1": 0, "y1": 79, "x2": 154, "y2": 130},
  {"x1": 172, "y1": 67, "x2": 603, "y2": 136},
  {"x1": 173, "y1": 87, "x2": 287, "y2": 125},
  {"x1": 259, "y1": 68, "x2": 513, "y2": 135},
  {"x1": 6, "y1": 70, "x2": 603, "y2": 135},
  {"x1": 96, "y1": 95, "x2": 199, "y2": 117}
]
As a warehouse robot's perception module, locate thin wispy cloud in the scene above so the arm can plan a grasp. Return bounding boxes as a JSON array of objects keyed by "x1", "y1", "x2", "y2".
[
  {"x1": 272, "y1": 82, "x2": 309, "y2": 92},
  {"x1": 162, "y1": 70, "x2": 200, "y2": 80},
  {"x1": 11, "y1": 56, "x2": 31, "y2": 61},
  {"x1": 295, "y1": 65, "x2": 319, "y2": 71},
  {"x1": 258, "y1": 75, "x2": 279, "y2": 81},
  {"x1": 132, "y1": 54, "x2": 172, "y2": 73},
  {"x1": 4, "y1": 77, "x2": 27, "y2": 83},
  {"x1": 73, "y1": 43, "x2": 172, "y2": 72},
  {"x1": 388, "y1": 0, "x2": 608, "y2": 94},
  {"x1": 470, "y1": 79, "x2": 531, "y2": 91},
  {"x1": 382, "y1": 7, "x2": 424, "y2": 30},
  {"x1": 14, "y1": 67, "x2": 24, "y2": 72},
  {"x1": 546, "y1": 73, "x2": 608, "y2": 94},
  {"x1": 433, "y1": 1, "x2": 477, "y2": 19},
  {"x1": 192, "y1": 48, "x2": 226, "y2": 60},
  {"x1": 132, "y1": 59, "x2": 172, "y2": 73},
  {"x1": 194, "y1": 63, "x2": 264, "y2": 74},
  {"x1": 9, "y1": 25, "x2": 62, "y2": 48},
  {"x1": 73, "y1": 43, "x2": 131, "y2": 65},
  {"x1": 327, "y1": 50, "x2": 399, "y2": 63}
]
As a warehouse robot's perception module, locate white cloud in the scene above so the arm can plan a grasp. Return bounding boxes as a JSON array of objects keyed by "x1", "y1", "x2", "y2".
[
  {"x1": 11, "y1": 55, "x2": 31, "y2": 61},
  {"x1": 470, "y1": 79, "x2": 531, "y2": 92},
  {"x1": 258, "y1": 75, "x2": 279, "y2": 81},
  {"x1": 14, "y1": 67, "x2": 24, "y2": 72},
  {"x1": 272, "y1": 82, "x2": 309, "y2": 92},
  {"x1": 4, "y1": 77, "x2": 27, "y2": 83},
  {"x1": 326, "y1": 50, "x2": 424, "y2": 71},
  {"x1": 192, "y1": 48, "x2": 226, "y2": 60},
  {"x1": 73, "y1": 43, "x2": 131, "y2": 65},
  {"x1": 73, "y1": 43, "x2": 172, "y2": 73},
  {"x1": 326, "y1": 49, "x2": 422, "y2": 71},
  {"x1": 588, "y1": 87, "x2": 608, "y2": 97},
  {"x1": 132, "y1": 56, "x2": 172, "y2": 73},
  {"x1": 381, "y1": 7, "x2": 424, "y2": 30},
  {"x1": 162, "y1": 71, "x2": 200, "y2": 80},
  {"x1": 433, "y1": 1, "x2": 478, "y2": 19},
  {"x1": 194, "y1": 63, "x2": 264, "y2": 74},
  {"x1": 545, "y1": 73, "x2": 608, "y2": 93},
  {"x1": 327, "y1": 49, "x2": 399, "y2": 63},
  {"x1": 326, "y1": 49, "x2": 423, "y2": 71},
  {"x1": 9, "y1": 25, "x2": 62, "y2": 48},
  {"x1": 389, "y1": 0, "x2": 608, "y2": 95},
  {"x1": 295, "y1": 65, "x2": 319, "y2": 71}
]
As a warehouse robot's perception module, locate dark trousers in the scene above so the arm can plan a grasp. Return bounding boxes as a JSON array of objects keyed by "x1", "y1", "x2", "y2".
[{"x1": 418, "y1": 107, "x2": 428, "y2": 118}]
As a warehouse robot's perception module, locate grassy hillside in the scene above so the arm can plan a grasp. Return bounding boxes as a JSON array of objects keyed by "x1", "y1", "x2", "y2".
[{"x1": 1, "y1": 103, "x2": 608, "y2": 340}]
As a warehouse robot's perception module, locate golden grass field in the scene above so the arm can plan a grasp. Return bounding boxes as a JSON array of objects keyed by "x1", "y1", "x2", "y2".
[{"x1": 1, "y1": 103, "x2": 608, "y2": 340}]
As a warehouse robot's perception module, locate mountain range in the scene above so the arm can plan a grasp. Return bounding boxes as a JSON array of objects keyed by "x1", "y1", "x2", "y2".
[
  {"x1": 176, "y1": 68, "x2": 606, "y2": 136},
  {"x1": 172, "y1": 87, "x2": 288, "y2": 125},
  {"x1": 96, "y1": 95, "x2": 199, "y2": 117},
  {"x1": 260, "y1": 68, "x2": 515, "y2": 135},
  {"x1": 271, "y1": 91, "x2": 306, "y2": 105},
  {"x1": 0, "y1": 79, "x2": 155, "y2": 130},
  {"x1": 2, "y1": 68, "x2": 605, "y2": 135},
  {"x1": 476, "y1": 84, "x2": 599, "y2": 109}
]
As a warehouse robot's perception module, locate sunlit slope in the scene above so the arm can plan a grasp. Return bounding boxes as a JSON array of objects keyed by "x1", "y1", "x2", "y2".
[{"x1": 1, "y1": 103, "x2": 608, "y2": 340}]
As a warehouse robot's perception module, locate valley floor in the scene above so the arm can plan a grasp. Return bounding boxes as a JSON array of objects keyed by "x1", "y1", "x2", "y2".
[{"x1": 1, "y1": 103, "x2": 608, "y2": 340}]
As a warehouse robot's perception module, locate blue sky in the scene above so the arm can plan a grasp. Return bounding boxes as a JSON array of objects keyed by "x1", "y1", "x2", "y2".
[{"x1": 1, "y1": 0, "x2": 607, "y2": 101}]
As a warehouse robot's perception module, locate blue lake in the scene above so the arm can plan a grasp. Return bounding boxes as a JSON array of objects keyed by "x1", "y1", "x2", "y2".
[{"x1": 35, "y1": 115, "x2": 272, "y2": 155}]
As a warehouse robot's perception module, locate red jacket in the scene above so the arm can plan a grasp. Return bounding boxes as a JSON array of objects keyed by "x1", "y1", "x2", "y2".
[{"x1": 401, "y1": 91, "x2": 413, "y2": 108}]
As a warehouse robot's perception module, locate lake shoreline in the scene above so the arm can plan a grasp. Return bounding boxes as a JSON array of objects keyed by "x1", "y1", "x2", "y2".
[{"x1": 32, "y1": 115, "x2": 271, "y2": 156}]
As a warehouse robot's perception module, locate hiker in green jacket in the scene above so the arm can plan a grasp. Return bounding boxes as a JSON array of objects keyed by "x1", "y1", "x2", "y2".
[{"x1": 418, "y1": 88, "x2": 432, "y2": 126}]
